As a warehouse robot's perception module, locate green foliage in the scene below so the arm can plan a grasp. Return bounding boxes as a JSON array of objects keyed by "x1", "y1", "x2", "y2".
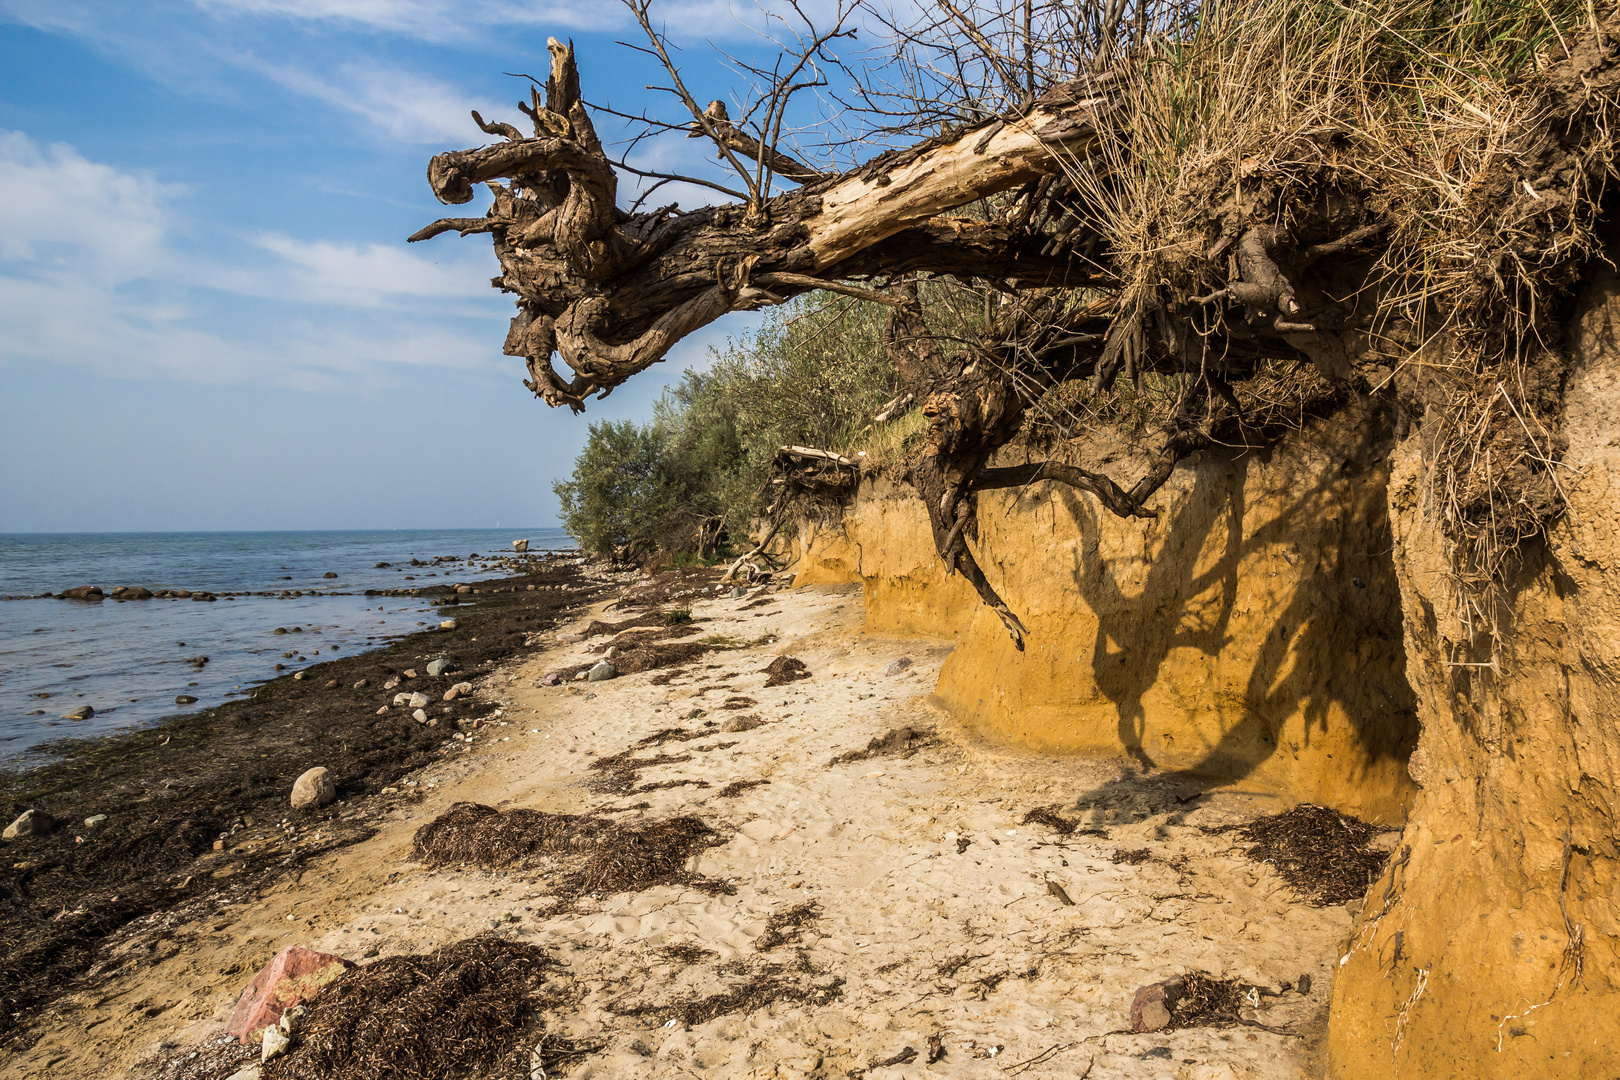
[{"x1": 555, "y1": 292, "x2": 902, "y2": 557}]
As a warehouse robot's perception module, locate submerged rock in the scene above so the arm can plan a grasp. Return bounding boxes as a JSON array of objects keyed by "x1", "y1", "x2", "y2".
[
  {"x1": 61, "y1": 705, "x2": 94, "y2": 720},
  {"x1": 61, "y1": 585, "x2": 103, "y2": 600}
]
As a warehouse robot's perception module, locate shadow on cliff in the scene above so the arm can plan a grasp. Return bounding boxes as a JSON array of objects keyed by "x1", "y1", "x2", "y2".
[{"x1": 1047, "y1": 410, "x2": 1418, "y2": 791}]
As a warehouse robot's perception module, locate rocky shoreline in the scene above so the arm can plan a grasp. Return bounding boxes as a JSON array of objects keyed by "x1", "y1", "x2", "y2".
[{"x1": 0, "y1": 550, "x2": 628, "y2": 1057}]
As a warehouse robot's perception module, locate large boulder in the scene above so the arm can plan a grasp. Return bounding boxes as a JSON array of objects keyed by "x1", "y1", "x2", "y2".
[
  {"x1": 223, "y1": 946, "x2": 354, "y2": 1044},
  {"x1": 61, "y1": 585, "x2": 103, "y2": 600},
  {"x1": 290, "y1": 767, "x2": 336, "y2": 809}
]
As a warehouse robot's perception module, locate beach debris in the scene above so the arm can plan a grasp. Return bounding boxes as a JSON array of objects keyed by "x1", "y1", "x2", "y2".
[
  {"x1": 716, "y1": 778, "x2": 770, "y2": 798},
  {"x1": 1213, "y1": 804, "x2": 1392, "y2": 905},
  {"x1": 754, "y1": 901, "x2": 820, "y2": 951},
  {"x1": 61, "y1": 705, "x2": 94, "y2": 720},
  {"x1": 926, "y1": 1034, "x2": 946, "y2": 1063},
  {"x1": 587, "y1": 660, "x2": 617, "y2": 682},
  {"x1": 760, "y1": 655, "x2": 811, "y2": 687},
  {"x1": 261, "y1": 1024, "x2": 290, "y2": 1062},
  {"x1": 1131, "y1": 972, "x2": 1271, "y2": 1032},
  {"x1": 175, "y1": 695, "x2": 199, "y2": 704},
  {"x1": 61, "y1": 585, "x2": 104, "y2": 600},
  {"x1": 1112, "y1": 848, "x2": 1152, "y2": 865},
  {"x1": 439, "y1": 619, "x2": 458, "y2": 630},
  {"x1": 882, "y1": 656, "x2": 913, "y2": 676},
  {"x1": 291, "y1": 767, "x2": 337, "y2": 809},
  {"x1": 829, "y1": 726, "x2": 937, "y2": 766},
  {"x1": 224, "y1": 945, "x2": 356, "y2": 1045},
  {"x1": 1046, "y1": 880, "x2": 1076, "y2": 905},
  {"x1": 443, "y1": 682, "x2": 474, "y2": 702},
  {"x1": 426, "y1": 658, "x2": 452, "y2": 677},
  {"x1": 412, "y1": 801, "x2": 731, "y2": 897},
  {"x1": 3, "y1": 809, "x2": 59, "y2": 840}
]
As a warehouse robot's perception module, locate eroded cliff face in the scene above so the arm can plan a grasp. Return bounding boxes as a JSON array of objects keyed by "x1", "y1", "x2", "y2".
[
  {"x1": 1325, "y1": 255, "x2": 1620, "y2": 1078},
  {"x1": 791, "y1": 403, "x2": 1420, "y2": 823}
]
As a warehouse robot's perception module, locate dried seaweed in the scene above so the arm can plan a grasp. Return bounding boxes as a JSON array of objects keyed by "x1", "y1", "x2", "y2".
[
  {"x1": 1111, "y1": 848, "x2": 1152, "y2": 865},
  {"x1": 411, "y1": 803, "x2": 731, "y2": 898},
  {"x1": 612, "y1": 960, "x2": 843, "y2": 1027},
  {"x1": 760, "y1": 656, "x2": 811, "y2": 687},
  {"x1": 829, "y1": 726, "x2": 938, "y2": 766},
  {"x1": 716, "y1": 779, "x2": 770, "y2": 798},
  {"x1": 264, "y1": 935, "x2": 556, "y2": 1080},
  {"x1": 754, "y1": 901, "x2": 821, "y2": 952},
  {"x1": 1218, "y1": 804, "x2": 1391, "y2": 905}
]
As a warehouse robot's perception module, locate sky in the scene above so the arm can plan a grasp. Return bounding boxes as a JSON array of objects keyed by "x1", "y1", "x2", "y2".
[{"x1": 0, "y1": 0, "x2": 869, "y2": 532}]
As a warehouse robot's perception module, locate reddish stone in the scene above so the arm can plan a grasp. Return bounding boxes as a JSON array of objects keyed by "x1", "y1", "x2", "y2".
[
  {"x1": 223, "y1": 946, "x2": 355, "y2": 1044},
  {"x1": 1130, "y1": 976, "x2": 1185, "y2": 1032}
]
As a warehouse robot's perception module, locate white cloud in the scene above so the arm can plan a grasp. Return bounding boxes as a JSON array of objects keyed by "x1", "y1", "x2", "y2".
[
  {"x1": 188, "y1": 0, "x2": 620, "y2": 39},
  {"x1": 0, "y1": 130, "x2": 511, "y2": 388}
]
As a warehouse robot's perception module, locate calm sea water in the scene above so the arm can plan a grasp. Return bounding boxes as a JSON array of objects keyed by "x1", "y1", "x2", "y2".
[{"x1": 0, "y1": 529, "x2": 571, "y2": 756}]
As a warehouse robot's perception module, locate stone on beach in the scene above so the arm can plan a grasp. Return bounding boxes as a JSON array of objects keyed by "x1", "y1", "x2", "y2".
[
  {"x1": 439, "y1": 619, "x2": 458, "y2": 631},
  {"x1": 412, "y1": 708, "x2": 429, "y2": 723},
  {"x1": 426, "y1": 658, "x2": 452, "y2": 677},
  {"x1": 4, "y1": 809, "x2": 59, "y2": 840},
  {"x1": 223, "y1": 945, "x2": 355, "y2": 1044},
  {"x1": 1130, "y1": 977, "x2": 1184, "y2": 1032},
  {"x1": 290, "y1": 767, "x2": 336, "y2": 809},
  {"x1": 84, "y1": 814, "x2": 107, "y2": 828},
  {"x1": 261, "y1": 1025, "x2": 289, "y2": 1062},
  {"x1": 408, "y1": 692, "x2": 430, "y2": 709},
  {"x1": 883, "y1": 657, "x2": 914, "y2": 676},
  {"x1": 443, "y1": 681, "x2": 474, "y2": 701},
  {"x1": 587, "y1": 660, "x2": 617, "y2": 682}
]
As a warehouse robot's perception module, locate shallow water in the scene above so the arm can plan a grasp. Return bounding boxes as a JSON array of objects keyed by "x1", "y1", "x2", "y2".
[{"x1": 0, "y1": 529, "x2": 570, "y2": 754}]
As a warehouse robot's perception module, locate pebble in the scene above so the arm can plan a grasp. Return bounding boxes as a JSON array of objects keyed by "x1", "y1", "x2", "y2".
[
  {"x1": 408, "y1": 692, "x2": 430, "y2": 709},
  {"x1": 290, "y1": 767, "x2": 336, "y2": 809},
  {"x1": 83, "y1": 814, "x2": 108, "y2": 829},
  {"x1": 382, "y1": 677, "x2": 400, "y2": 690},
  {"x1": 4, "y1": 809, "x2": 59, "y2": 839},
  {"x1": 426, "y1": 658, "x2": 451, "y2": 677},
  {"x1": 439, "y1": 619, "x2": 458, "y2": 631},
  {"x1": 443, "y1": 682, "x2": 474, "y2": 702},
  {"x1": 292, "y1": 672, "x2": 306, "y2": 681},
  {"x1": 412, "y1": 708, "x2": 429, "y2": 723},
  {"x1": 403, "y1": 669, "x2": 418, "y2": 679},
  {"x1": 587, "y1": 660, "x2": 617, "y2": 682},
  {"x1": 375, "y1": 706, "x2": 388, "y2": 715},
  {"x1": 323, "y1": 679, "x2": 339, "y2": 689},
  {"x1": 393, "y1": 693, "x2": 411, "y2": 706},
  {"x1": 175, "y1": 695, "x2": 199, "y2": 705},
  {"x1": 261, "y1": 1024, "x2": 290, "y2": 1062},
  {"x1": 353, "y1": 679, "x2": 369, "y2": 690},
  {"x1": 455, "y1": 585, "x2": 472, "y2": 595}
]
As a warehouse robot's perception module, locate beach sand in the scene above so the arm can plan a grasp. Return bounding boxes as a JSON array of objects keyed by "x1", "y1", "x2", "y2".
[{"x1": 8, "y1": 578, "x2": 1363, "y2": 1079}]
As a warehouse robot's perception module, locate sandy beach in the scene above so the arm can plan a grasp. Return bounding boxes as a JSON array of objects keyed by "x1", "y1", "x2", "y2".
[{"x1": 0, "y1": 572, "x2": 1388, "y2": 1080}]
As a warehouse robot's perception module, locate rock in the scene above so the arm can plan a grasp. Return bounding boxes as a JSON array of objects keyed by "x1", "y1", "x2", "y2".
[
  {"x1": 292, "y1": 671, "x2": 306, "y2": 681},
  {"x1": 61, "y1": 705, "x2": 94, "y2": 720},
  {"x1": 883, "y1": 657, "x2": 914, "y2": 676},
  {"x1": 439, "y1": 619, "x2": 458, "y2": 631},
  {"x1": 443, "y1": 682, "x2": 474, "y2": 702},
  {"x1": 723, "y1": 715, "x2": 764, "y2": 733},
  {"x1": 587, "y1": 660, "x2": 617, "y2": 682},
  {"x1": 539, "y1": 672, "x2": 562, "y2": 686},
  {"x1": 573, "y1": 670, "x2": 589, "y2": 681},
  {"x1": 604, "y1": 646, "x2": 620, "y2": 660},
  {"x1": 279, "y1": 1004, "x2": 307, "y2": 1033},
  {"x1": 225, "y1": 946, "x2": 355, "y2": 1044},
  {"x1": 83, "y1": 814, "x2": 107, "y2": 829},
  {"x1": 121, "y1": 586, "x2": 153, "y2": 599},
  {"x1": 512, "y1": 539, "x2": 529, "y2": 552},
  {"x1": 261, "y1": 1024, "x2": 289, "y2": 1062},
  {"x1": 187, "y1": 655, "x2": 210, "y2": 665},
  {"x1": 408, "y1": 692, "x2": 430, "y2": 709},
  {"x1": 403, "y1": 669, "x2": 418, "y2": 679},
  {"x1": 175, "y1": 695, "x2": 199, "y2": 704},
  {"x1": 323, "y1": 572, "x2": 338, "y2": 579},
  {"x1": 455, "y1": 585, "x2": 472, "y2": 595},
  {"x1": 192, "y1": 591, "x2": 216, "y2": 601},
  {"x1": 62, "y1": 585, "x2": 103, "y2": 600},
  {"x1": 1140, "y1": 1045, "x2": 1172, "y2": 1060},
  {"x1": 274, "y1": 627, "x2": 288, "y2": 635},
  {"x1": 382, "y1": 677, "x2": 400, "y2": 690},
  {"x1": 3, "y1": 809, "x2": 58, "y2": 839},
  {"x1": 353, "y1": 679, "x2": 369, "y2": 690},
  {"x1": 1130, "y1": 977, "x2": 1184, "y2": 1033},
  {"x1": 1297, "y1": 973, "x2": 1312, "y2": 995},
  {"x1": 426, "y1": 658, "x2": 452, "y2": 677},
  {"x1": 224, "y1": 1066, "x2": 263, "y2": 1080},
  {"x1": 393, "y1": 693, "x2": 410, "y2": 706},
  {"x1": 730, "y1": 586, "x2": 748, "y2": 599},
  {"x1": 412, "y1": 708, "x2": 428, "y2": 723},
  {"x1": 290, "y1": 767, "x2": 336, "y2": 809}
]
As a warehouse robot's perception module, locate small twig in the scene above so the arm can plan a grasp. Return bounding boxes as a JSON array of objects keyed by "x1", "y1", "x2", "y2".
[{"x1": 1002, "y1": 1042, "x2": 1077, "y2": 1074}]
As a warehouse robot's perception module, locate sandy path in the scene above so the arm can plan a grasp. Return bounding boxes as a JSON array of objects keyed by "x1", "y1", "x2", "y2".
[{"x1": 11, "y1": 580, "x2": 1355, "y2": 1080}]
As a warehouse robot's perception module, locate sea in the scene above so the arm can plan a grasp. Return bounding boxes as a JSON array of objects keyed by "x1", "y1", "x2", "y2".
[{"x1": 0, "y1": 529, "x2": 573, "y2": 758}]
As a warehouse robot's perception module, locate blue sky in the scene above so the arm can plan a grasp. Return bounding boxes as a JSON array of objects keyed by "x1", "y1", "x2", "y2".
[{"x1": 0, "y1": 0, "x2": 870, "y2": 531}]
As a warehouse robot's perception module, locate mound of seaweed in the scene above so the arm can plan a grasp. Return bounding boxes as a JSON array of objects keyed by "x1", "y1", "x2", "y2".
[
  {"x1": 1218, "y1": 804, "x2": 1391, "y2": 906},
  {"x1": 412, "y1": 802, "x2": 732, "y2": 898}
]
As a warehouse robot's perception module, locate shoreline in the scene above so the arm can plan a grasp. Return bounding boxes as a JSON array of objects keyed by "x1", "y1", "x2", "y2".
[
  {"x1": 7, "y1": 572, "x2": 1370, "y2": 1080},
  {"x1": 0, "y1": 550, "x2": 619, "y2": 1055}
]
